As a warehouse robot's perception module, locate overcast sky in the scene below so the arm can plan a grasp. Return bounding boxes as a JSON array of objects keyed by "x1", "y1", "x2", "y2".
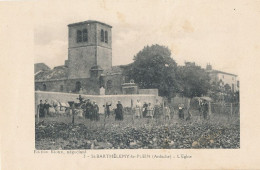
[{"x1": 34, "y1": 0, "x2": 260, "y2": 75}]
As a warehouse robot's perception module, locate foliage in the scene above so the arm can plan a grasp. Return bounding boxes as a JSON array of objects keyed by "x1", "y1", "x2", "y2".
[
  {"x1": 177, "y1": 62, "x2": 211, "y2": 98},
  {"x1": 124, "y1": 44, "x2": 180, "y2": 98},
  {"x1": 35, "y1": 113, "x2": 240, "y2": 149},
  {"x1": 209, "y1": 81, "x2": 239, "y2": 103}
]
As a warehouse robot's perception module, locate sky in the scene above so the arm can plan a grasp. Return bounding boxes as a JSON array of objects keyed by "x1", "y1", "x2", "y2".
[{"x1": 34, "y1": 0, "x2": 260, "y2": 75}]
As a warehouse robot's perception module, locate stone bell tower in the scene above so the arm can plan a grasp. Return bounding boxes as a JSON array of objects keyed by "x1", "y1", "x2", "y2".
[{"x1": 66, "y1": 20, "x2": 112, "y2": 79}]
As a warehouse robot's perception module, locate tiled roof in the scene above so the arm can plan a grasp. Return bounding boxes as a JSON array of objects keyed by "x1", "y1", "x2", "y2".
[
  {"x1": 104, "y1": 65, "x2": 124, "y2": 75},
  {"x1": 210, "y1": 70, "x2": 237, "y2": 77},
  {"x1": 68, "y1": 20, "x2": 112, "y2": 28},
  {"x1": 35, "y1": 65, "x2": 68, "y2": 81}
]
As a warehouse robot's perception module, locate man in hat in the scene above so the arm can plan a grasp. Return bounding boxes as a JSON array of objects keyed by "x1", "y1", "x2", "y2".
[
  {"x1": 43, "y1": 100, "x2": 51, "y2": 117},
  {"x1": 92, "y1": 101, "x2": 99, "y2": 121},
  {"x1": 85, "y1": 99, "x2": 92, "y2": 119},
  {"x1": 38, "y1": 100, "x2": 45, "y2": 118}
]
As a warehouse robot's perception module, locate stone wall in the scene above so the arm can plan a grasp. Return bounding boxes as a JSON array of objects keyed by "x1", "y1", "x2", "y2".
[
  {"x1": 68, "y1": 46, "x2": 97, "y2": 79},
  {"x1": 35, "y1": 78, "x2": 100, "y2": 94},
  {"x1": 139, "y1": 89, "x2": 158, "y2": 96},
  {"x1": 35, "y1": 91, "x2": 162, "y2": 114}
]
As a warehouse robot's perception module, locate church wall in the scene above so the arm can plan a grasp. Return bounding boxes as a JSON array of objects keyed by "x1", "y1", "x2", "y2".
[
  {"x1": 104, "y1": 74, "x2": 124, "y2": 95},
  {"x1": 96, "y1": 46, "x2": 112, "y2": 71},
  {"x1": 68, "y1": 46, "x2": 96, "y2": 79}
]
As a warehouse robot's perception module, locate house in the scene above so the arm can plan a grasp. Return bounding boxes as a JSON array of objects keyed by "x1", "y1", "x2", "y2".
[{"x1": 206, "y1": 64, "x2": 239, "y2": 92}]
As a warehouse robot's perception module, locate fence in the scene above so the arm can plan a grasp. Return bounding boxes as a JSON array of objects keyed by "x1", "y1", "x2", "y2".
[{"x1": 211, "y1": 102, "x2": 240, "y2": 116}]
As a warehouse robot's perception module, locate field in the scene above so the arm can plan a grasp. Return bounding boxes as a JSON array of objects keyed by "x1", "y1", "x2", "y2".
[{"x1": 35, "y1": 110, "x2": 240, "y2": 150}]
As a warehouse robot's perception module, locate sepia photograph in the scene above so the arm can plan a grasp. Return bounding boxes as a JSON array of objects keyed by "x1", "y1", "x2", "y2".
[
  {"x1": 2, "y1": 0, "x2": 260, "y2": 169},
  {"x1": 34, "y1": 6, "x2": 240, "y2": 150}
]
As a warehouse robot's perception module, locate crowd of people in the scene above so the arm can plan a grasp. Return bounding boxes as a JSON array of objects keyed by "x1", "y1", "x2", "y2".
[{"x1": 37, "y1": 95, "x2": 210, "y2": 122}]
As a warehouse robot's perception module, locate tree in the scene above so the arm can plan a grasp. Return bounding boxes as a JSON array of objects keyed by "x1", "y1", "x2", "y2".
[
  {"x1": 125, "y1": 44, "x2": 180, "y2": 98},
  {"x1": 177, "y1": 62, "x2": 211, "y2": 98}
]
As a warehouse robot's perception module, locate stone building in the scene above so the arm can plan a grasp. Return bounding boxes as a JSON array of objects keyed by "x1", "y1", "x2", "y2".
[
  {"x1": 206, "y1": 64, "x2": 239, "y2": 92},
  {"x1": 35, "y1": 20, "x2": 126, "y2": 95}
]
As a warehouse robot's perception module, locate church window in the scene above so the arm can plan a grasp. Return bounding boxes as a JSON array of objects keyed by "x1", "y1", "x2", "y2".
[
  {"x1": 101, "y1": 29, "x2": 104, "y2": 42},
  {"x1": 75, "y1": 81, "x2": 81, "y2": 92},
  {"x1": 43, "y1": 84, "x2": 46, "y2": 91},
  {"x1": 83, "y1": 29, "x2": 88, "y2": 42},
  {"x1": 105, "y1": 31, "x2": 108, "y2": 43},
  {"x1": 77, "y1": 30, "x2": 82, "y2": 43},
  {"x1": 60, "y1": 85, "x2": 64, "y2": 91},
  {"x1": 106, "y1": 80, "x2": 112, "y2": 90}
]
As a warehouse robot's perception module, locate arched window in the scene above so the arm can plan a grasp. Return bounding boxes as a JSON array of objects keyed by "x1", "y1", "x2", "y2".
[
  {"x1": 60, "y1": 85, "x2": 64, "y2": 92},
  {"x1": 105, "y1": 31, "x2": 108, "y2": 43},
  {"x1": 83, "y1": 29, "x2": 88, "y2": 42},
  {"x1": 43, "y1": 84, "x2": 46, "y2": 91},
  {"x1": 75, "y1": 81, "x2": 81, "y2": 92},
  {"x1": 106, "y1": 80, "x2": 112, "y2": 90},
  {"x1": 101, "y1": 29, "x2": 104, "y2": 42},
  {"x1": 77, "y1": 30, "x2": 82, "y2": 43}
]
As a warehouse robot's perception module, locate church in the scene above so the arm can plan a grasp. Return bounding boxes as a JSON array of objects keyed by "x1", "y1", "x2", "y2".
[{"x1": 35, "y1": 20, "x2": 140, "y2": 95}]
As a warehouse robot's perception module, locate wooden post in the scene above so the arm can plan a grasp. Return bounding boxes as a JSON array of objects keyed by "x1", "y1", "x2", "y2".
[
  {"x1": 162, "y1": 99, "x2": 165, "y2": 123},
  {"x1": 131, "y1": 99, "x2": 134, "y2": 125},
  {"x1": 37, "y1": 105, "x2": 39, "y2": 123},
  {"x1": 208, "y1": 102, "x2": 211, "y2": 118},
  {"x1": 230, "y1": 103, "x2": 233, "y2": 117}
]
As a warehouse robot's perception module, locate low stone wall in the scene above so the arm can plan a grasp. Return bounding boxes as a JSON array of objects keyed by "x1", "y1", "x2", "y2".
[
  {"x1": 35, "y1": 91, "x2": 162, "y2": 114},
  {"x1": 138, "y1": 89, "x2": 158, "y2": 96}
]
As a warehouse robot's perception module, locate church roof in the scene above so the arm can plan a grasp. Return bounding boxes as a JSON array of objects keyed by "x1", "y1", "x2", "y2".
[
  {"x1": 68, "y1": 20, "x2": 112, "y2": 28},
  {"x1": 104, "y1": 65, "x2": 124, "y2": 75},
  {"x1": 90, "y1": 65, "x2": 103, "y2": 71},
  {"x1": 35, "y1": 65, "x2": 68, "y2": 81}
]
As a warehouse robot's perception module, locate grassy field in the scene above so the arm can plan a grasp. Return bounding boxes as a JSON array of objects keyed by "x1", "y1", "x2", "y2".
[{"x1": 35, "y1": 110, "x2": 240, "y2": 149}]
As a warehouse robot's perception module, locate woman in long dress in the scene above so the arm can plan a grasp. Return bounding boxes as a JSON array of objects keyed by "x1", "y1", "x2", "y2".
[
  {"x1": 115, "y1": 101, "x2": 123, "y2": 121},
  {"x1": 147, "y1": 103, "x2": 153, "y2": 118},
  {"x1": 135, "y1": 100, "x2": 142, "y2": 118}
]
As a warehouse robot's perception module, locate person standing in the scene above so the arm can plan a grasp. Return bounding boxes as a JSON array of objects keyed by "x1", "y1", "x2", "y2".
[
  {"x1": 147, "y1": 103, "x2": 154, "y2": 118},
  {"x1": 154, "y1": 99, "x2": 161, "y2": 119},
  {"x1": 135, "y1": 100, "x2": 142, "y2": 118},
  {"x1": 85, "y1": 99, "x2": 92, "y2": 119},
  {"x1": 115, "y1": 101, "x2": 123, "y2": 121},
  {"x1": 103, "y1": 102, "x2": 112, "y2": 118},
  {"x1": 43, "y1": 100, "x2": 50, "y2": 117},
  {"x1": 203, "y1": 101, "x2": 208, "y2": 120},
  {"x1": 38, "y1": 100, "x2": 45, "y2": 118},
  {"x1": 164, "y1": 105, "x2": 171, "y2": 120},
  {"x1": 186, "y1": 109, "x2": 192, "y2": 121},
  {"x1": 178, "y1": 104, "x2": 184, "y2": 120},
  {"x1": 93, "y1": 101, "x2": 99, "y2": 121},
  {"x1": 77, "y1": 95, "x2": 84, "y2": 104},
  {"x1": 142, "y1": 102, "x2": 148, "y2": 118}
]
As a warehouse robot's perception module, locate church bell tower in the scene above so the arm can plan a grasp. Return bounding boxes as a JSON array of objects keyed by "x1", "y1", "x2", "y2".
[{"x1": 67, "y1": 20, "x2": 112, "y2": 79}]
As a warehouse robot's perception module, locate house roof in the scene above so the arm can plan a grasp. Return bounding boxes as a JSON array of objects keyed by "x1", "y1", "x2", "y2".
[
  {"x1": 68, "y1": 20, "x2": 112, "y2": 28},
  {"x1": 34, "y1": 63, "x2": 50, "y2": 73},
  {"x1": 35, "y1": 65, "x2": 68, "y2": 81},
  {"x1": 210, "y1": 70, "x2": 237, "y2": 77}
]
